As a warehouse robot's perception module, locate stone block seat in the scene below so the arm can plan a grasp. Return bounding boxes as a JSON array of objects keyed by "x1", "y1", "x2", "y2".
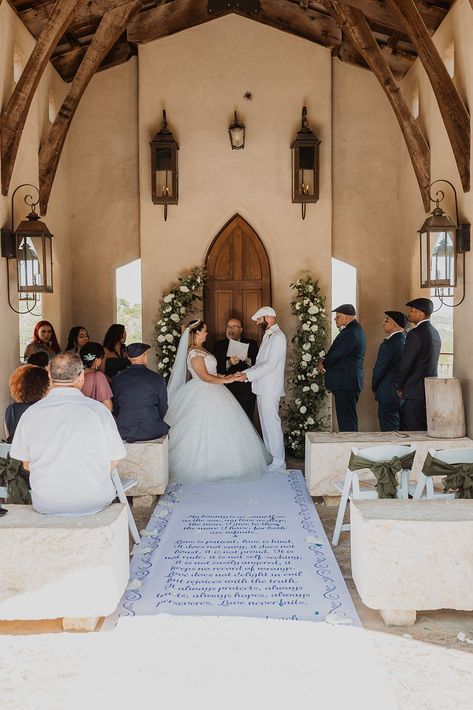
[
  {"x1": 305, "y1": 432, "x2": 473, "y2": 498},
  {"x1": 0, "y1": 503, "x2": 129, "y2": 631},
  {"x1": 350, "y1": 499, "x2": 473, "y2": 627},
  {"x1": 116, "y1": 435, "x2": 169, "y2": 508}
]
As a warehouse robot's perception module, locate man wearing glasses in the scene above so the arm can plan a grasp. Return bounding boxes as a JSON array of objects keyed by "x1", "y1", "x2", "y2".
[
  {"x1": 371, "y1": 311, "x2": 407, "y2": 431},
  {"x1": 214, "y1": 318, "x2": 258, "y2": 419}
]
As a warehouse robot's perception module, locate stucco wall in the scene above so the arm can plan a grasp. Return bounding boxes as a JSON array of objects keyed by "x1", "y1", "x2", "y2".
[
  {"x1": 0, "y1": 1, "x2": 71, "y2": 416},
  {"x1": 398, "y1": 0, "x2": 473, "y2": 433}
]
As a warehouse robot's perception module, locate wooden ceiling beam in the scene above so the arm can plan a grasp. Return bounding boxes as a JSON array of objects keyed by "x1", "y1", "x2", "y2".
[
  {"x1": 17, "y1": 0, "x2": 139, "y2": 36},
  {"x1": 235, "y1": 0, "x2": 341, "y2": 49},
  {"x1": 386, "y1": 0, "x2": 470, "y2": 192},
  {"x1": 324, "y1": 0, "x2": 431, "y2": 210},
  {"x1": 337, "y1": 0, "x2": 447, "y2": 34},
  {"x1": 38, "y1": 0, "x2": 143, "y2": 213},
  {"x1": 0, "y1": 0, "x2": 77, "y2": 196},
  {"x1": 127, "y1": 0, "x2": 228, "y2": 44}
]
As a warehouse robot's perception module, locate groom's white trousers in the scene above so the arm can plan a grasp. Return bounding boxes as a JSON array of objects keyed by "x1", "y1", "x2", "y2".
[{"x1": 257, "y1": 395, "x2": 285, "y2": 469}]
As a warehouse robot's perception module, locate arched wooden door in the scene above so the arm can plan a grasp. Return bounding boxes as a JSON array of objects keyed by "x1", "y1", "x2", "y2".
[{"x1": 205, "y1": 215, "x2": 271, "y2": 346}]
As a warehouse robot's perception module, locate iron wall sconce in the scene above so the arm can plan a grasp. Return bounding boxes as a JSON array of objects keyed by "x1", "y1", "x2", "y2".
[
  {"x1": 1, "y1": 184, "x2": 53, "y2": 314},
  {"x1": 150, "y1": 109, "x2": 179, "y2": 221},
  {"x1": 291, "y1": 106, "x2": 320, "y2": 220},
  {"x1": 418, "y1": 179, "x2": 470, "y2": 307},
  {"x1": 228, "y1": 110, "x2": 245, "y2": 150}
]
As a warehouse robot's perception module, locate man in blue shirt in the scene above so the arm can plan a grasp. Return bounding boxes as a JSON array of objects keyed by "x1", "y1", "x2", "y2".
[
  {"x1": 371, "y1": 311, "x2": 407, "y2": 431},
  {"x1": 112, "y1": 343, "x2": 169, "y2": 443}
]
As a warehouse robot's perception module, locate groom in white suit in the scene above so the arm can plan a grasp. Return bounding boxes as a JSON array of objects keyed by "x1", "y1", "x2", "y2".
[{"x1": 237, "y1": 307, "x2": 287, "y2": 472}]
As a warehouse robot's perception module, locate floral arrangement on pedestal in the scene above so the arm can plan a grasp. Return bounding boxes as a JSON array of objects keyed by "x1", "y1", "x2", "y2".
[
  {"x1": 284, "y1": 275, "x2": 328, "y2": 458},
  {"x1": 154, "y1": 266, "x2": 205, "y2": 379}
]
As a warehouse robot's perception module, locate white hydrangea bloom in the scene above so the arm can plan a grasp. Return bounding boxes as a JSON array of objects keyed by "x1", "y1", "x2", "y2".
[
  {"x1": 163, "y1": 294, "x2": 175, "y2": 303},
  {"x1": 308, "y1": 305, "x2": 319, "y2": 315},
  {"x1": 170, "y1": 313, "x2": 180, "y2": 322},
  {"x1": 307, "y1": 417, "x2": 314, "y2": 425},
  {"x1": 319, "y1": 350, "x2": 325, "y2": 357},
  {"x1": 180, "y1": 285, "x2": 190, "y2": 293},
  {"x1": 303, "y1": 386, "x2": 310, "y2": 392},
  {"x1": 302, "y1": 323, "x2": 310, "y2": 331},
  {"x1": 300, "y1": 406, "x2": 307, "y2": 414},
  {"x1": 295, "y1": 303, "x2": 301, "y2": 311},
  {"x1": 165, "y1": 334, "x2": 174, "y2": 343},
  {"x1": 302, "y1": 353, "x2": 312, "y2": 362},
  {"x1": 303, "y1": 343, "x2": 311, "y2": 351},
  {"x1": 311, "y1": 383, "x2": 319, "y2": 392},
  {"x1": 157, "y1": 335, "x2": 165, "y2": 343}
]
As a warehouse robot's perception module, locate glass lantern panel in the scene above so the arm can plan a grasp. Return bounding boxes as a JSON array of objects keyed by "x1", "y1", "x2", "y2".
[
  {"x1": 420, "y1": 230, "x2": 431, "y2": 288},
  {"x1": 17, "y1": 236, "x2": 41, "y2": 292},
  {"x1": 431, "y1": 230, "x2": 455, "y2": 287},
  {"x1": 230, "y1": 126, "x2": 244, "y2": 149},
  {"x1": 298, "y1": 146, "x2": 315, "y2": 196},
  {"x1": 43, "y1": 237, "x2": 53, "y2": 291},
  {"x1": 155, "y1": 147, "x2": 174, "y2": 197}
]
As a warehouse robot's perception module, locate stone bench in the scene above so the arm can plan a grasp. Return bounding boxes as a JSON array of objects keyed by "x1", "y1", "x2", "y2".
[
  {"x1": 0, "y1": 503, "x2": 129, "y2": 631},
  {"x1": 116, "y1": 435, "x2": 169, "y2": 509},
  {"x1": 305, "y1": 431, "x2": 473, "y2": 498},
  {"x1": 350, "y1": 499, "x2": 473, "y2": 626}
]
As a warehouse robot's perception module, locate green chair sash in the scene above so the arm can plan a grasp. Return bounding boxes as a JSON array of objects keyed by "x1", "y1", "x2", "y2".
[
  {"x1": 422, "y1": 452, "x2": 473, "y2": 499},
  {"x1": 0, "y1": 455, "x2": 31, "y2": 505},
  {"x1": 348, "y1": 450, "x2": 415, "y2": 499}
]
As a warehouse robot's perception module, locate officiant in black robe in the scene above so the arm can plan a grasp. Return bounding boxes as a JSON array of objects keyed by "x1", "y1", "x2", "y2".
[{"x1": 214, "y1": 318, "x2": 258, "y2": 419}]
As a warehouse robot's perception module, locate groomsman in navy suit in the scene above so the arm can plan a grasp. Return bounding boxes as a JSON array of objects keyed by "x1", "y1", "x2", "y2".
[
  {"x1": 318, "y1": 304, "x2": 366, "y2": 432},
  {"x1": 371, "y1": 311, "x2": 407, "y2": 431},
  {"x1": 398, "y1": 298, "x2": 441, "y2": 431}
]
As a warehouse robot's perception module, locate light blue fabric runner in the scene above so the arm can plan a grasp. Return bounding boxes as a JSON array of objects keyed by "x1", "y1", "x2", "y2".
[{"x1": 105, "y1": 471, "x2": 359, "y2": 627}]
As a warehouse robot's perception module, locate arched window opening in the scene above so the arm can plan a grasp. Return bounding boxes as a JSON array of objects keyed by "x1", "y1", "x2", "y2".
[
  {"x1": 331, "y1": 258, "x2": 357, "y2": 342},
  {"x1": 116, "y1": 259, "x2": 142, "y2": 343}
]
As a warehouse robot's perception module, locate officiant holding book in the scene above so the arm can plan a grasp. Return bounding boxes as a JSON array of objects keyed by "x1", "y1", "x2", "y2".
[{"x1": 214, "y1": 318, "x2": 258, "y2": 419}]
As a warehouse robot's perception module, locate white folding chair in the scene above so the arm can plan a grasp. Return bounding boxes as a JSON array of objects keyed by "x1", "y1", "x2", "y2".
[
  {"x1": 412, "y1": 447, "x2": 473, "y2": 500},
  {"x1": 0, "y1": 443, "x2": 12, "y2": 500},
  {"x1": 332, "y1": 444, "x2": 415, "y2": 546},
  {"x1": 111, "y1": 469, "x2": 141, "y2": 544}
]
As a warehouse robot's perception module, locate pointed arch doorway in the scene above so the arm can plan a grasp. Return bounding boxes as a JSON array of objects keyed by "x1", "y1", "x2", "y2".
[{"x1": 205, "y1": 215, "x2": 271, "y2": 347}]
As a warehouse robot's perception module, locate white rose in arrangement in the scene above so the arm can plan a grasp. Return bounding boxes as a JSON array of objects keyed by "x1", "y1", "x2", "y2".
[
  {"x1": 309, "y1": 335, "x2": 315, "y2": 342},
  {"x1": 307, "y1": 285, "x2": 314, "y2": 292},
  {"x1": 301, "y1": 361, "x2": 307, "y2": 368},
  {"x1": 165, "y1": 334, "x2": 174, "y2": 343},
  {"x1": 295, "y1": 398, "x2": 301, "y2": 406},
  {"x1": 308, "y1": 305, "x2": 319, "y2": 315},
  {"x1": 172, "y1": 330, "x2": 179, "y2": 336},
  {"x1": 311, "y1": 324, "x2": 318, "y2": 332},
  {"x1": 295, "y1": 303, "x2": 301, "y2": 310},
  {"x1": 170, "y1": 346, "x2": 176, "y2": 352},
  {"x1": 164, "y1": 306, "x2": 172, "y2": 313},
  {"x1": 307, "y1": 416, "x2": 314, "y2": 425},
  {"x1": 180, "y1": 307, "x2": 186, "y2": 314},
  {"x1": 163, "y1": 294, "x2": 175, "y2": 303},
  {"x1": 300, "y1": 406, "x2": 307, "y2": 414},
  {"x1": 303, "y1": 343, "x2": 311, "y2": 351},
  {"x1": 302, "y1": 353, "x2": 312, "y2": 362},
  {"x1": 319, "y1": 350, "x2": 325, "y2": 357},
  {"x1": 302, "y1": 323, "x2": 310, "y2": 331},
  {"x1": 170, "y1": 313, "x2": 180, "y2": 322},
  {"x1": 303, "y1": 386, "x2": 310, "y2": 392},
  {"x1": 311, "y1": 383, "x2": 319, "y2": 392},
  {"x1": 157, "y1": 335, "x2": 165, "y2": 343},
  {"x1": 160, "y1": 325, "x2": 167, "y2": 332},
  {"x1": 180, "y1": 285, "x2": 190, "y2": 293}
]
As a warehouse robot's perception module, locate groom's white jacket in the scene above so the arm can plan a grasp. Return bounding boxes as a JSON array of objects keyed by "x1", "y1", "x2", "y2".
[{"x1": 245, "y1": 324, "x2": 287, "y2": 397}]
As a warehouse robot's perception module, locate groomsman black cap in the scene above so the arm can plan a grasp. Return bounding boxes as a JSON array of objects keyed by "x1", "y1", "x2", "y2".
[
  {"x1": 332, "y1": 303, "x2": 356, "y2": 316},
  {"x1": 405, "y1": 298, "x2": 434, "y2": 316},
  {"x1": 125, "y1": 342, "x2": 151, "y2": 358},
  {"x1": 385, "y1": 310, "x2": 408, "y2": 329}
]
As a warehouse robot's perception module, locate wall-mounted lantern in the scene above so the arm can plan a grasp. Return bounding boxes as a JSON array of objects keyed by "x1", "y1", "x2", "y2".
[
  {"x1": 418, "y1": 179, "x2": 470, "y2": 306},
  {"x1": 290, "y1": 106, "x2": 320, "y2": 220},
  {"x1": 228, "y1": 110, "x2": 245, "y2": 150},
  {"x1": 1, "y1": 184, "x2": 53, "y2": 314},
  {"x1": 150, "y1": 109, "x2": 179, "y2": 221}
]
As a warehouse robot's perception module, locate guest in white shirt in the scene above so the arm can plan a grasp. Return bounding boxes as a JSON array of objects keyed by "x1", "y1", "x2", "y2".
[
  {"x1": 11, "y1": 351, "x2": 126, "y2": 515},
  {"x1": 237, "y1": 307, "x2": 287, "y2": 472}
]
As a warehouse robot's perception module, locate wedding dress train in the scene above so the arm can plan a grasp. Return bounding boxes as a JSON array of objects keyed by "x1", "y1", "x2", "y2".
[{"x1": 166, "y1": 346, "x2": 270, "y2": 483}]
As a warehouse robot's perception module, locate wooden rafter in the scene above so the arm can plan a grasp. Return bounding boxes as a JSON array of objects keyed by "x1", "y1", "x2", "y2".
[
  {"x1": 324, "y1": 0, "x2": 431, "y2": 210},
  {"x1": 16, "y1": 0, "x2": 139, "y2": 34},
  {"x1": 127, "y1": 0, "x2": 229, "y2": 44},
  {"x1": 337, "y1": 0, "x2": 447, "y2": 33},
  {"x1": 0, "y1": 0, "x2": 77, "y2": 196},
  {"x1": 386, "y1": 0, "x2": 470, "y2": 192},
  {"x1": 38, "y1": 0, "x2": 143, "y2": 214}
]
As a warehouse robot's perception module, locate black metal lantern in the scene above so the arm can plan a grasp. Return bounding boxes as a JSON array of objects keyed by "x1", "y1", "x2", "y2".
[
  {"x1": 150, "y1": 109, "x2": 179, "y2": 221},
  {"x1": 1, "y1": 184, "x2": 53, "y2": 314},
  {"x1": 290, "y1": 106, "x2": 320, "y2": 220},
  {"x1": 228, "y1": 110, "x2": 245, "y2": 150},
  {"x1": 418, "y1": 180, "x2": 470, "y2": 305}
]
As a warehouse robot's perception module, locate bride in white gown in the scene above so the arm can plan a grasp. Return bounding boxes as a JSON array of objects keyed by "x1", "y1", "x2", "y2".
[{"x1": 165, "y1": 319, "x2": 271, "y2": 483}]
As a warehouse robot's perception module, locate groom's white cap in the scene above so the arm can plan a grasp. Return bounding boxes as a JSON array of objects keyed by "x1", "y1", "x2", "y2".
[{"x1": 251, "y1": 306, "x2": 276, "y2": 321}]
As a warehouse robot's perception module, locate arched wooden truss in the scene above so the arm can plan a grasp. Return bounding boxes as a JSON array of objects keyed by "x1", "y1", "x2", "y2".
[{"x1": 0, "y1": 0, "x2": 470, "y2": 213}]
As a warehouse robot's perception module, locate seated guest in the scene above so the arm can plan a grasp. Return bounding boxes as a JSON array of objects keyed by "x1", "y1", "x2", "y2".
[
  {"x1": 102, "y1": 323, "x2": 130, "y2": 380},
  {"x1": 112, "y1": 343, "x2": 169, "y2": 443},
  {"x1": 23, "y1": 320, "x2": 61, "y2": 361},
  {"x1": 65, "y1": 326, "x2": 89, "y2": 353},
  {"x1": 213, "y1": 317, "x2": 258, "y2": 419},
  {"x1": 80, "y1": 342, "x2": 113, "y2": 411},
  {"x1": 4, "y1": 365, "x2": 50, "y2": 443},
  {"x1": 10, "y1": 352, "x2": 126, "y2": 515},
  {"x1": 26, "y1": 351, "x2": 49, "y2": 368}
]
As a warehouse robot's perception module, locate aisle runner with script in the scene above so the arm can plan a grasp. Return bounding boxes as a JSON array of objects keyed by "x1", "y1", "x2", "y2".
[{"x1": 107, "y1": 471, "x2": 359, "y2": 625}]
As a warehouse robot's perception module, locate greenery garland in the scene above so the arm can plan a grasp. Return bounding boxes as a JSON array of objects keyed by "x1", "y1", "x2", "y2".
[
  {"x1": 284, "y1": 275, "x2": 328, "y2": 458},
  {"x1": 154, "y1": 266, "x2": 205, "y2": 379}
]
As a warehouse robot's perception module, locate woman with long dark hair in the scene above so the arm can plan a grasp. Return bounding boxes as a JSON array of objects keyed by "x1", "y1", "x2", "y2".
[
  {"x1": 23, "y1": 320, "x2": 61, "y2": 361},
  {"x1": 101, "y1": 323, "x2": 130, "y2": 380},
  {"x1": 80, "y1": 342, "x2": 113, "y2": 411},
  {"x1": 65, "y1": 326, "x2": 89, "y2": 353}
]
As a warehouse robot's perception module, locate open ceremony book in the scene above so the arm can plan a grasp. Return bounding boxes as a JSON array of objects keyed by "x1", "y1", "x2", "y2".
[{"x1": 226, "y1": 339, "x2": 249, "y2": 360}]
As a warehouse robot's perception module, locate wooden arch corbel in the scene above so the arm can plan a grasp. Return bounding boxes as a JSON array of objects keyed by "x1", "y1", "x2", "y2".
[
  {"x1": 0, "y1": 0, "x2": 77, "y2": 196},
  {"x1": 386, "y1": 0, "x2": 470, "y2": 193},
  {"x1": 324, "y1": 0, "x2": 431, "y2": 210},
  {"x1": 39, "y1": 0, "x2": 143, "y2": 214}
]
